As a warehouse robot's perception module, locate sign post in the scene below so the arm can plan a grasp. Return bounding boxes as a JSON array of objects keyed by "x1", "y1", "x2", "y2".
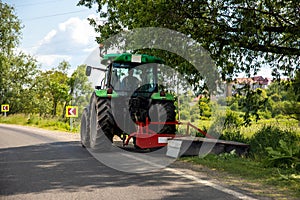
[
  {"x1": 66, "y1": 106, "x2": 78, "y2": 131},
  {"x1": 1, "y1": 104, "x2": 9, "y2": 117}
]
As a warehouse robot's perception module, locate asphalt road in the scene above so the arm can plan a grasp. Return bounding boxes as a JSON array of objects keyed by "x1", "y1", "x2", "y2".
[{"x1": 0, "y1": 124, "x2": 260, "y2": 200}]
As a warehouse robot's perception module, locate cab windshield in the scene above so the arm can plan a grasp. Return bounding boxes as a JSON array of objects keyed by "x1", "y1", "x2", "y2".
[{"x1": 110, "y1": 63, "x2": 158, "y2": 92}]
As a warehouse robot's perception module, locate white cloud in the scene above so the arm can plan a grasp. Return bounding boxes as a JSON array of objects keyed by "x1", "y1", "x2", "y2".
[
  {"x1": 58, "y1": 17, "x2": 91, "y2": 45},
  {"x1": 43, "y1": 29, "x2": 57, "y2": 44},
  {"x1": 36, "y1": 54, "x2": 71, "y2": 67},
  {"x1": 33, "y1": 15, "x2": 98, "y2": 68}
]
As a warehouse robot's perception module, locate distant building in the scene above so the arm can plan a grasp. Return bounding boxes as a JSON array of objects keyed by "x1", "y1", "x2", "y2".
[
  {"x1": 230, "y1": 76, "x2": 273, "y2": 96},
  {"x1": 209, "y1": 76, "x2": 273, "y2": 100},
  {"x1": 251, "y1": 76, "x2": 272, "y2": 89}
]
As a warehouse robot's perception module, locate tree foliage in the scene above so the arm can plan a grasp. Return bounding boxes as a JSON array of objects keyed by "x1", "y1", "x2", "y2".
[
  {"x1": 77, "y1": 0, "x2": 300, "y2": 124},
  {"x1": 32, "y1": 62, "x2": 93, "y2": 118},
  {"x1": 0, "y1": 1, "x2": 22, "y2": 56},
  {"x1": 264, "y1": 72, "x2": 300, "y2": 122},
  {"x1": 0, "y1": 2, "x2": 93, "y2": 118},
  {"x1": 78, "y1": 0, "x2": 300, "y2": 81},
  {"x1": 3, "y1": 53, "x2": 39, "y2": 114},
  {"x1": 238, "y1": 87, "x2": 268, "y2": 126},
  {"x1": 292, "y1": 69, "x2": 300, "y2": 101},
  {"x1": 0, "y1": 2, "x2": 38, "y2": 113}
]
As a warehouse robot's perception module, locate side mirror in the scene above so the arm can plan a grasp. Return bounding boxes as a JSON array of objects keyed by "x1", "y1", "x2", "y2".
[{"x1": 86, "y1": 66, "x2": 91, "y2": 76}]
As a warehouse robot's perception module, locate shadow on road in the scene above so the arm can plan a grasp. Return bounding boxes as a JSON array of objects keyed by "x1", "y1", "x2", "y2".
[{"x1": 0, "y1": 141, "x2": 235, "y2": 199}]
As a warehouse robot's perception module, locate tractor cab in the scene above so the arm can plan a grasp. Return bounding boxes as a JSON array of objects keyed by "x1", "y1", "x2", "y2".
[{"x1": 101, "y1": 53, "x2": 164, "y2": 98}]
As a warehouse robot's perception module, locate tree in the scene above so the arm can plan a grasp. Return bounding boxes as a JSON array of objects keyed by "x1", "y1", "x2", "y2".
[
  {"x1": 0, "y1": 1, "x2": 21, "y2": 56},
  {"x1": 5, "y1": 53, "x2": 39, "y2": 114},
  {"x1": 292, "y1": 69, "x2": 300, "y2": 101},
  {"x1": 0, "y1": 1, "x2": 22, "y2": 107},
  {"x1": 264, "y1": 76, "x2": 300, "y2": 121},
  {"x1": 237, "y1": 87, "x2": 268, "y2": 126},
  {"x1": 30, "y1": 63, "x2": 93, "y2": 118},
  {"x1": 64, "y1": 64, "x2": 93, "y2": 119},
  {"x1": 46, "y1": 62, "x2": 71, "y2": 117},
  {"x1": 266, "y1": 80, "x2": 296, "y2": 102},
  {"x1": 31, "y1": 61, "x2": 71, "y2": 117},
  {"x1": 0, "y1": 2, "x2": 39, "y2": 114},
  {"x1": 31, "y1": 72, "x2": 53, "y2": 116},
  {"x1": 198, "y1": 97, "x2": 212, "y2": 118},
  {"x1": 284, "y1": 70, "x2": 300, "y2": 124},
  {"x1": 78, "y1": 0, "x2": 299, "y2": 81}
]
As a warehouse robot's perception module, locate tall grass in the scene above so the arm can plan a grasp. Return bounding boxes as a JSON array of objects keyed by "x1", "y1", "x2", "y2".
[
  {"x1": 193, "y1": 118, "x2": 300, "y2": 138},
  {"x1": 0, "y1": 114, "x2": 79, "y2": 132}
]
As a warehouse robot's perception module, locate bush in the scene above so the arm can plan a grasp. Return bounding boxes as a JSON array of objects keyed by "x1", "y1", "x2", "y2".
[
  {"x1": 265, "y1": 140, "x2": 300, "y2": 171},
  {"x1": 190, "y1": 114, "x2": 200, "y2": 122},
  {"x1": 230, "y1": 102, "x2": 239, "y2": 111},
  {"x1": 249, "y1": 125, "x2": 300, "y2": 160},
  {"x1": 258, "y1": 110, "x2": 272, "y2": 119},
  {"x1": 275, "y1": 114, "x2": 288, "y2": 119},
  {"x1": 198, "y1": 97, "x2": 212, "y2": 118},
  {"x1": 270, "y1": 101, "x2": 284, "y2": 117},
  {"x1": 179, "y1": 110, "x2": 190, "y2": 120},
  {"x1": 200, "y1": 116, "x2": 210, "y2": 120},
  {"x1": 220, "y1": 130, "x2": 249, "y2": 143},
  {"x1": 224, "y1": 110, "x2": 243, "y2": 129},
  {"x1": 202, "y1": 110, "x2": 212, "y2": 118}
]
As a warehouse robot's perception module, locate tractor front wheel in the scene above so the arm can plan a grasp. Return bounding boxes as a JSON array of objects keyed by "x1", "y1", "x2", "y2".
[{"x1": 80, "y1": 107, "x2": 90, "y2": 148}]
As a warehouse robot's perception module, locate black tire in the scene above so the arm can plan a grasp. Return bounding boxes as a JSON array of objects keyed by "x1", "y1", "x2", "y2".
[
  {"x1": 89, "y1": 93, "x2": 115, "y2": 151},
  {"x1": 149, "y1": 101, "x2": 176, "y2": 134},
  {"x1": 80, "y1": 107, "x2": 90, "y2": 148}
]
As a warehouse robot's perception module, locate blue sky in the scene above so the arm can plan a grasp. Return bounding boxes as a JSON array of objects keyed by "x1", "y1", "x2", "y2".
[{"x1": 4, "y1": 0, "x2": 100, "y2": 71}]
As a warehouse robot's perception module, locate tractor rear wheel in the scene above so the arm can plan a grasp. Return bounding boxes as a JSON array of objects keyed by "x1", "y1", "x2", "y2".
[
  {"x1": 150, "y1": 101, "x2": 176, "y2": 134},
  {"x1": 89, "y1": 93, "x2": 115, "y2": 151}
]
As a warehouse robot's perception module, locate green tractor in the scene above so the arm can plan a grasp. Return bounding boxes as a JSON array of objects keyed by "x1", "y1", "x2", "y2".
[{"x1": 80, "y1": 53, "x2": 177, "y2": 150}]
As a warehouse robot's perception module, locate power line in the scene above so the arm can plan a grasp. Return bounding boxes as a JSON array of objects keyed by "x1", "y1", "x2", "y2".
[
  {"x1": 13, "y1": 0, "x2": 63, "y2": 8},
  {"x1": 24, "y1": 10, "x2": 91, "y2": 21},
  {"x1": 22, "y1": 40, "x2": 98, "y2": 54}
]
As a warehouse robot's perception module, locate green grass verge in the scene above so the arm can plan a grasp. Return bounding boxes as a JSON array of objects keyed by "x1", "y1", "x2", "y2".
[
  {"x1": 181, "y1": 154, "x2": 300, "y2": 199},
  {"x1": 240, "y1": 118, "x2": 300, "y2": 138},
  {"x1": 0, "y1": 114, "x2": 79, "y2": 133},
  {"x1": 193, "y1": 118, "x2": 300, "y2": 138}
]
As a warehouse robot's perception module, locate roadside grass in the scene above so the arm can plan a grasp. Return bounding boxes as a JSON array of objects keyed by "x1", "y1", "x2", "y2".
[
  {"x1": 181, "y1": 154, "x2": 300, "y2": 199},
  {"x1": 192, "y1": 118, "x2": 300, "y2": 138},
  {"x1": 240, "y1": 118, "x2": 300, "y2": 138},
  {"x1": 0, "y1": 114, "x2": 79, "y2": 133},
  {"x1": 2, "y1": 114, "x2": 298, "y2": 137}
]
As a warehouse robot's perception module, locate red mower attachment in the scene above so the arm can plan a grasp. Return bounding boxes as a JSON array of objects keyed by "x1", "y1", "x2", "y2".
[{"x1": 123, "y1": 118, "x2": 214, "y2": 149}]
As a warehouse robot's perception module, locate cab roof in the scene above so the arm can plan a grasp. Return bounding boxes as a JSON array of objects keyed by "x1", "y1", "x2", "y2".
[{"x1": 101, "y1": 53, "x2": 164, "y2": 65}]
